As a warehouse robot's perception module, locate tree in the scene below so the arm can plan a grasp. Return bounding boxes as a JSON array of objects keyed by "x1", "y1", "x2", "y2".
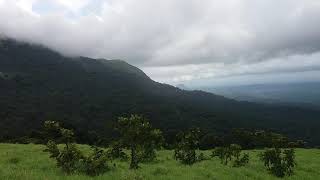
[
  {"x1": 43, "y1": 121, "x2": 83, "y2": 174},
  {"x1": 259, "y1": 148, "x2": 296, "y2": 177},
  {"x1": 116, "y1": 114, "x2": 163, "y2": 169},
  {"x1": 174, "y1": 128, "x2": 204, "y2": 165},
  {"x1": 211, "y1": 144, "x2": 249, "y2": 167},
  {"x1": 43, "y1": 121, "x2": 109, "y2": 176}
]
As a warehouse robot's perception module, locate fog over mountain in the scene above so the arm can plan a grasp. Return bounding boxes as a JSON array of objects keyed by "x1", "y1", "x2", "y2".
[{"x1": 1, "y1": 0, "x2": 320, "y2": 86}]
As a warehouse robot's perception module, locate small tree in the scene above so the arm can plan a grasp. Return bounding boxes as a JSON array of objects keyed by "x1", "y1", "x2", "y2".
[
  {"x1": 43, "y1": 121, "x2": 109, "y2": 176},
  {"x1": 174, "y1": 128, "x2": 203, "y2": 165},
  {"x1": 139, "y1": 129, "x2": 164, "y2": 162},
  {"x1": 211, "y1": 144, "x2": 249, "y2": 167},
  {"x1": 116, "y1": 115, "x2": 163, "y2": 169},
  {"x1": 259, "y1": 148, "x2": 296, "y2": 177},
  {"x1": 43, "y1": 121, "x2": 83, "y2": 174}
]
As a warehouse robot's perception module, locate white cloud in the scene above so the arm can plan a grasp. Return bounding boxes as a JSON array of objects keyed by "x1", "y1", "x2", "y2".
[
  {"x1": 1, "y1": 0, "x2": 320, "y2": 85},
  {"x1": 55, "y1": 0, "x2": 90, "y2": 13}
]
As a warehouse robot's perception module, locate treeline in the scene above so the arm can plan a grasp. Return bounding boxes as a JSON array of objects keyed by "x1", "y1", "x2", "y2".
[
  {"x1": 39, "y1": 114, "x2": 297, "y2": 178},
  {"x1": 1, "y1": 124, "x2": 306, "y2": 150}
]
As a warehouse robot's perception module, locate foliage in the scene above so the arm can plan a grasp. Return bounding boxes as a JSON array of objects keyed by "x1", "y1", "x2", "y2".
[
  {"x1": 43, "y1": 121, "x2": 108, "y2": 176},
  {"x1": 56, "y1": 143, "x2": 84, "y2": 174},
  {"x1": 116, "y1": 115, "x2": 163, "y2": 169},
  {"x1": 211, "y1": 144, "x2": 249, "y2": 167},
  {"x1": 259, "y1": 148, "x2": 296, "y2": 177},
  {"x1": 229, "y1": 129, "x2": 292, "y2": 149},
  {"x1": 44, "y1": 121, "x2": 82, "y2": 174},
  {"x1": 2, "y1": 144, "x2": 320, "y2": 179},
  {"x1": 106, "y1": 141, "x2": 128, "y2": 161},
  {"x1": 174, "y1": 128, "x2": 204, "y2": 165},
  {"x1": 1, "y1": 39, "x2": 320, "y2": 147},
  {"x1": 233, "y1": 153, "x2": 249, "y2": 167},
  {"x1": 138, "y1": 129, "x2": 164, "y2": 162},
  {"x1": 78, "y1": 146, "x2": 109, "y2": 176}
]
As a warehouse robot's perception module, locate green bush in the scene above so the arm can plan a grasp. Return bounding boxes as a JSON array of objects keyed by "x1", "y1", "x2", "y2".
[
  {"x1": 211, "y1": 144, "x2": 249, "y2": 167},
  {"x1": 233, "y1": 153, "x2": 249, "y2": 167},
  {"x1": 174, "y1": 128, "x2": 204, "y2": 165},
  {"x1": 56, "y1": 143, "x2": 84, "y2": 174},
  {"x1": 43, "y1": 121, "x2": 109, "y2": 176},
  {"x1": 116, "y1": 115, "x2": 163, "y2": 169},
  {"x1": 78, "y1": 147, "x2": 109, "y2": 176},
  {"x1": 259, "y1": 148, "x2": 296, "y2": 177}
]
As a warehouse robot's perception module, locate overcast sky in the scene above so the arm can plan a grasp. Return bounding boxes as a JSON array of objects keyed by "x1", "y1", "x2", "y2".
[{"x1": 1, "y1": 0, "x2": 320, "y2": 87}]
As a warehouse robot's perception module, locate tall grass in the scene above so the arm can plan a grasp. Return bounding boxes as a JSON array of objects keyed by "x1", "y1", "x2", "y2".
[{"x1": 0, "y1": 144, "x2": 319, "y2": 180}]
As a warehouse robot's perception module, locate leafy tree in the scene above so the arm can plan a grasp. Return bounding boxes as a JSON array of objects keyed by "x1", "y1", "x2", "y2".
[
  {"x1": 211, "y1": 144, "x2": 249, "y2": 167},
  {"x1": 43, "y1": 121, "x2": 108, "y2": 176},
  {"x1": 174, "y1": 128, "x2": 204, "y2": 165},
  {"x1": 44, "y1": 121, "x2": 83, "y2": 174},
  {"x1": 139, "y1": 128, "x2": 164, "y2": 162},
  {"x1": 116, "y1": 115, "x2": 163, "y2": 169},
  {"x1": 259, "y1": 148, "x2": 296, "y2": 177}
]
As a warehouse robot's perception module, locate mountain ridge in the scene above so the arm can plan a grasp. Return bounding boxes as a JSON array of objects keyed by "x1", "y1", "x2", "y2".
[{"x1": 1, "y1": 38, "x2": 320, "y2": 145}]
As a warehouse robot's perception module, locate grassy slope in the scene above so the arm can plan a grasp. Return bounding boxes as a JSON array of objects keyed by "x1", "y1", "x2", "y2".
[{"x1": 0, "y1": 144, "x2": 319, "y2": 180}]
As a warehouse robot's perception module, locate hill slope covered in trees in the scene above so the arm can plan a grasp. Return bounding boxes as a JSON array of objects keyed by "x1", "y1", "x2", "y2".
[{"x1": 0, "y1": 38, "x2": 320, "y2": 145}]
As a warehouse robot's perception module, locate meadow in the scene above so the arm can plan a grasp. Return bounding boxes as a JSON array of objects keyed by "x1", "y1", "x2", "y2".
[{"x1": 0, "y1": 143, "x2": 319, "y2": 180}]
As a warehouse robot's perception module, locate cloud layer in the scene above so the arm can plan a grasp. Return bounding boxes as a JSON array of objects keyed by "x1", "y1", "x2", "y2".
[{"x1": 1, "y1": 0, "x2": 320, "y2": 85}]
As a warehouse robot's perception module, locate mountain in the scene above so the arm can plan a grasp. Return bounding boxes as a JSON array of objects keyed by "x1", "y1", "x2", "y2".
[
  {"x1": 204, "y1": 83, "x2": 320, "y2": 110},
  {"x1": 1, "y1": 38, "x2": 320, "y2": 145}
]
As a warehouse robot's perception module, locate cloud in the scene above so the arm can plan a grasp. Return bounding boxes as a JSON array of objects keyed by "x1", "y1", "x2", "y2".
[{"x1": 0, "y1": 0, "x2": 320, "y2": 85}]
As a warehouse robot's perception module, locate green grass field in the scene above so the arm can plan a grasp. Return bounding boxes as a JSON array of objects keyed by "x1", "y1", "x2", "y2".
[{"x1": 0, "y1": 144, "x2": 319, "y2": 180}]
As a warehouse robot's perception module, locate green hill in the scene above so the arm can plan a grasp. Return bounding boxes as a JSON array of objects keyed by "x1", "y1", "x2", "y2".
[{"x1": 0, "y1": 38, "x2": 320, "y2": 145}]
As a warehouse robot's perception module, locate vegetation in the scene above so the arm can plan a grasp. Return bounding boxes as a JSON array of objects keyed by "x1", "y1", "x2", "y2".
[
  {"x1": 43, "y1": 121, "x2": 109, "y2": 176},
  {"x1": 0, "y1": 39, "x2": 319, "y2": 179},
  {"x1": 259, "y1": 148, "x2": 296, "y2": 177},
  {"x1": 106, "y1": 141, "x2": 128, "y2": 161},
  {"x1": 1, "y1": 144, "x2": 320, "y2": 179},
  {"x1": 1, "y1": 39, "x2": 320, "y2": 146},
  {"x1": 211, "y1": 144, "x2": 249, "y2": 167},
  {"x1": 116, "y1": 115, "x2": 163, "y2": 169},
  {"x1": 174, "y1": 128, "x2": 205, "y2": 165}
]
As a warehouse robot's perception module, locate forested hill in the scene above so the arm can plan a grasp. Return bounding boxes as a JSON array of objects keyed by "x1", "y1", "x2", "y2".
[{"x1": 0, "y1": 38, "x2": 320, "y2": 145}]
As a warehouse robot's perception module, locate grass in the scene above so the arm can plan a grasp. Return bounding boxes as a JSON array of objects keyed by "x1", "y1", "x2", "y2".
[{"x1": 0, "y1": 143, "x2": 319, "y2": 180}]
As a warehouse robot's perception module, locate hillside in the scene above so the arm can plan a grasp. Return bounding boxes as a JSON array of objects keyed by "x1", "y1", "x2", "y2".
[{"x1": 0, "y1": 38, "x2": 320, "y2": 145}]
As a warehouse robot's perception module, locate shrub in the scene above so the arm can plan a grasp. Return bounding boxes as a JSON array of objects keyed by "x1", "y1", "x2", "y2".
[
  {"x1": 233, "y1": 153, "x2": 249, "y2": 167},
  {"x1": 259, "y1": 148, "x2": 296, "y2": 177},
  {"x1": 55, "y1": 143, "x2": 84, "y2": 174},
  {"x1": 174, "y1": 128, "x2": 204, "y2": 165},
  {"x1": 211, "y1": 144, "x2": 249, "y2": 167},
  {"x1": 78, "y1": 147, "x2": 109, "y2": 176},
  {"x1": 116, "y1": 115, "x2": 163, "y2": 169},
  {"x1": 106, "y1": 141, "x2": 128, "y2": 161},
  {"x1": 43, "y1": 120, "x2": 109, "y2": 176},
  {"x1": 138, "y1": 129, "x2": 163, "y2": 162}
]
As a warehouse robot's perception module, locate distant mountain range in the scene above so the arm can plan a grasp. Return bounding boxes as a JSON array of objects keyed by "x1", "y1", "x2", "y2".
[
  {"x1": 203, "y1": 82, "x2": 320, "y2": 110},
  {"x1": 1, "y1": 38, "x2": 320, "y2": 145}
]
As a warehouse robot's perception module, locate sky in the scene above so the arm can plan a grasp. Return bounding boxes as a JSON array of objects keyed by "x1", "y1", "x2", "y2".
[{"x1": 1, "y1": 0, "x2": 320, "y2": 87}]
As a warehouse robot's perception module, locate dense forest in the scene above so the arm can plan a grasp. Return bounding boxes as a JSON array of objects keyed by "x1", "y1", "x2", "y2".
[{"x1": 0, "y1": 38, "x2": 320, "y2": 146}]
